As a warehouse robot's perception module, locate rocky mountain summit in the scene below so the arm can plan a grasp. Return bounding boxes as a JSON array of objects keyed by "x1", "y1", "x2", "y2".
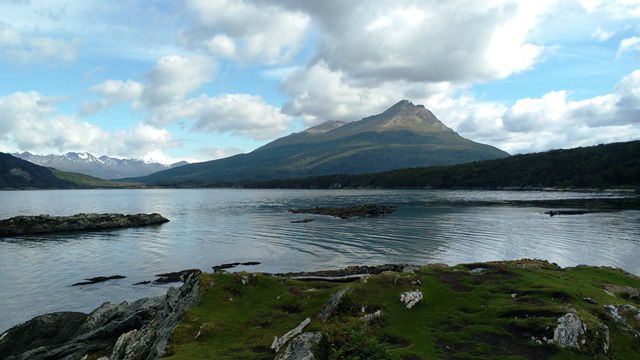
[{"x1": 125, "y1": 100, "x2": 508, "y2": 185}]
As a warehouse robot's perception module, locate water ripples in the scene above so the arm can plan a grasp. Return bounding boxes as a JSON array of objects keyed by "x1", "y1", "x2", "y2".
[{"x1": 0, "y1": 189, "x2": 639, "y2": 331}]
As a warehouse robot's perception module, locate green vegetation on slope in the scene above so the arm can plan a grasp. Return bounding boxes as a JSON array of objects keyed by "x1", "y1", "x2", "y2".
[
  {"x1": 245, "y1": 141, "x2": 640, "y2": 189},
  {"x1": 50, "y1": 168, "x2": 132, "y2": 188},
  {"x1": 165, "y1": 260, "x2": 640, "y2": 359}
]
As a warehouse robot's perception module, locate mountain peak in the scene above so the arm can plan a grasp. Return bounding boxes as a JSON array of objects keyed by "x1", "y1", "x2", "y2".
[{"x1": 358, "y1": 100, "x2": 449, "y2": 134}]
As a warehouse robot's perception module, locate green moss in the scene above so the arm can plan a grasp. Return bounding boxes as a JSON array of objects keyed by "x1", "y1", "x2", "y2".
[{"x1": 164, "y1": 261, "x2": 640, "y2": 360}]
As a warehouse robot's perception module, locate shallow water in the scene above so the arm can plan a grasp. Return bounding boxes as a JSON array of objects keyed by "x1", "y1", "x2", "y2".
[{"x1": 0, "y1": 188, "x2": 638, "y2": 331}]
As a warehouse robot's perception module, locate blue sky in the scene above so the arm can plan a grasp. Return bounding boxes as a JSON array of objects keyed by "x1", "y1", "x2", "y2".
[{"x1": 0, "y1": 0, "x2": 639, "y2": 163}]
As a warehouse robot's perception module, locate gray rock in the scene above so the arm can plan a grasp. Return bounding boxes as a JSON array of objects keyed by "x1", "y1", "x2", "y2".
[
  {"x1": 318, "y1": 288, "x2": 351, "y2": 322},
  {"x1": 275, "y1": 332, "x2": 321, "y2": 360},
  {"x1": 0, "y1": 271, "x2": 200, "y2": 360},
  {"x1": 0, "y1": 213, "x2": 169, "y2": 237},
  {"x1": 551, "y1": 312, "x2": 587, "y2": 350}
]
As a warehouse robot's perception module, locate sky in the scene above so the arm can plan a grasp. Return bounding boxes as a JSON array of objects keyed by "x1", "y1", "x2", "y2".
[{"x1": 0, "y1": 0, "x2": 639, "y2": 164}]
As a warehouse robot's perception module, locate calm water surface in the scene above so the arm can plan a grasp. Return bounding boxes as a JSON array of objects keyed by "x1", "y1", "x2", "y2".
[{"x1": 0, "y1": 188, "x2": 639, "y2": 331}]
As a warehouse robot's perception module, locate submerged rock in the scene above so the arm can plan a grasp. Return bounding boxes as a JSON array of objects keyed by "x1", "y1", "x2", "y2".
[
  {"x1": 289, "y1": 204, "x2": 397, "y2": 219},
  {"x1": 72, "y1": 275, "x2": 126, "y2": 286},
  {"x1": 0, "y1": 213, "x2": 169, "y2": 237},
  {"x1": 212, "y1": 262, "x2": 261, "y2": 272},
  {"x1": 0, "y1": 272, "x2": 200, "y2": 360}
]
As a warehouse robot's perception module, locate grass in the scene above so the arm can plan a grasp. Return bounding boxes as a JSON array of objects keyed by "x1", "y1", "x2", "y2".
[{"x1": 164, "y1": 260, "x2": 640, "y2": 360}]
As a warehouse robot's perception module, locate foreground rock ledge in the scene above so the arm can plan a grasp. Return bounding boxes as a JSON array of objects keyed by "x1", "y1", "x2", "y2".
[
  {"x1": 0, "y1": 271, "x2": 200, "y2": 360},
  {"x1": 0, "y1": 213, "x2": 169, "y2": 236}
]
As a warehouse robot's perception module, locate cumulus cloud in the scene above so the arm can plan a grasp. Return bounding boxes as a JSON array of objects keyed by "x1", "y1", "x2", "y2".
[
  {"x1": 0, "y1": 91, "x2": 176, "y2": 160},
  {"x1": 276, "y1": 1, "x2": 551, "y2": 84},
  {"x1": 141, "y1": 54, "x2": 217, "y2": 109},
  {"x1": 281, "y1": 61, "x2": 455, "y2": 124},
  {"x1": 183, "y1": 0, "x2": 310, "y2": 64},
  {"x1": 617, "y1": 36, "x2": 640, "y2": 57},
  {"x1": 438, "y1": 70, "x2": 640, "y2": 153}
]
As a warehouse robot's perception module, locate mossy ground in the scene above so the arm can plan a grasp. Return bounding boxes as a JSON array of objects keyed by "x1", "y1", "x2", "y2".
[{"x1": 164, "y1": 260, "x2": 640, "y2": 360}]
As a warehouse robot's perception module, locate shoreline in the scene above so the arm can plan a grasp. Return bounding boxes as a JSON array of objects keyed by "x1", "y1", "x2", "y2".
[{"x1": 3, "y1": 259, "x2": 640, "y2": 359}]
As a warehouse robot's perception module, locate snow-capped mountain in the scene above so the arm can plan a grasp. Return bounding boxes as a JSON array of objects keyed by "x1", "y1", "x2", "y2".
[{"x1": 12, "y1": 152, "x2": 188, "y2": 179}]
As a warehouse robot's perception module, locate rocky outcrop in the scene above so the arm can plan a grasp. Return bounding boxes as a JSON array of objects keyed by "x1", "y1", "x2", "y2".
[
  {"x1": 0, "y1": 271, "x2": 200, "y2": 360},
  {"x1": 0, "y1": 213, "x2": 169, "y2": 237},
  {"x1": 277, "y1": 264, "x2": 407, "y2": 278},
  {"x1": 400, "y1": 290, "x2": 423, "y2": 309},
  {"x1": 289, "y1": 204, "x2": 397, "y2": 219},
  {"x1": 274, "y1": 332, "x2": 321, "y2": 360},
  {"x1": 551, "y1": 312, "x2": 586, "y2": 350},
  {"x1": 318, "y1": 288, "x2": 351, "y2": 322}
]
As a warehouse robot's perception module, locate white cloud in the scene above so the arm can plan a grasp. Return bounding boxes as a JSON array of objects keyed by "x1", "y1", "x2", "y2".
[
  {"x1": 592, "y1": 26, "x2": 615, "y2": 41},
  {"x1": 578, "y1": 0, "x2": 640, "y2": 18},
  {"x1": 277, "y1": 1, "x2": 552, "y2": 84},
  {"x1": 141, "y1": 54, "x2": 217, "y2": 109},
  {"x1": 183, "y1": 0, "x2": 310, "y2": 64},
  {"x1": 437, "y1": 69, "x2": 640, "y2": 153},
  {"x1": 0, "y1": 91, "x2": 177, "y2": 159},
  {"x1": 0, "y1": 23, "x2": 76, "y2": 63},
  {"x1": 281, "y1": 61, "x2": 455, "y2": 124},
  {"x1": 81, "y1": 79, "x2": 144, "y2": 115},
  {"x1": 186, "y1": 94, "x2": 292, "y2": 140},
  {"x1": 617, "y1": 36, "x2": 640, "y2": 57}
]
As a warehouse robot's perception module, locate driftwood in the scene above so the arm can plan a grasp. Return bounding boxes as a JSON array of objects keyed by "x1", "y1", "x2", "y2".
[
  {"x1": 289, "y1": 274, "x2": 367, "y2": 282},
  {"x1": 271, "y1": 317, "x2": 311, "y2": 353}
]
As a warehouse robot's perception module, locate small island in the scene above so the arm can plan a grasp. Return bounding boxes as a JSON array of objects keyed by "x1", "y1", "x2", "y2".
[
  {"x1": 290, "y1": 204, "x2": 397, "y2": 219},
  {"x1": 0, "y1": 213, "x2": 169, "y2": 237}
]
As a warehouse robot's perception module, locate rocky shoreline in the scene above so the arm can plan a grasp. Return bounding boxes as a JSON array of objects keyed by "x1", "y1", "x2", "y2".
[
  {"x1": 2, "y1": 260, "x2": 640, "y2": 360},
  {"x1": 0, "y1": 271, "x2": 200, "y2": 360},
  {"x1": 0, "y1": 213, "x2": 169, "y2": 237}
]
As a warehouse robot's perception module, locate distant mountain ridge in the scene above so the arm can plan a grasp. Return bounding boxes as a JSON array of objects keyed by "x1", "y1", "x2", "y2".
[
  {"x1": 12, "y1": 152, "x2": 188, "y2": 179},
  {"x1": 123, "y1": 100, "x2": 509, "y2": 185},
  {"x1": 0, "y1": 152, "x2": 122, "y2": 189}
]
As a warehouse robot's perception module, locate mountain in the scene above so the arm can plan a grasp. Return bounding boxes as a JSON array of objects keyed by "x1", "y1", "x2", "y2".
[
  {"x1": 0, "y1": 152, "x2": 122, "y2": 189},
  {"x1": 124, "y1": 100, "x2": 509, "y2": 185},
  {"x1": 247, "y1": 140, "x2": 640, "y2": 190},
  {"x1": 12, "y1": 152, "x2": 188, "y2": 179}
]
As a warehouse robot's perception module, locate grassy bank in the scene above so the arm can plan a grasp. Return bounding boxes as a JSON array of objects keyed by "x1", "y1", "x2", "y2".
[{"x1": 164, "y1": 260, "x2": 640, "y2": 359}]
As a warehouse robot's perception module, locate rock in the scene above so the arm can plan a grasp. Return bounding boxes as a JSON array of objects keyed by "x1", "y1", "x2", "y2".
[
  {"x1": 72, "y1": 275, "x2": 126, "y2": 286},
  {"x1": 274, "y1": 332, "x2": 321, "y2": 360},
  {"x1": 582, "y1": 297, "x2": 598, "y2": 304},
  {"x1": 212, "y1": 262, "x2": 261, "y2": 272},
  {"x1": 551, "y1": 312, "x2": 587, "y2": 350},
  {"x1": 469, "y1": 268, "x2": 486, "y2": 274},
  {"x1": 360, "y1": 310, "x2": 382, "y2": 323},
  {"x1": 604, "y1": 284, "x2": 640, "y2": 300},
  {"x1": 289, "y1": 204, "x2": 397, "y2": 219},
  {"x1": 402, "y1": 265, "x2": 419, "y2": 273},
  {"x1": 271, "y1": 318, "x2": 311, "y2": 353},
  {"x1": 0, "y1": 213, "x2": 169, "y2": 237},
  {"x1": 277, "y1": 264, "x2": 407, "y2": 278},
  {"x1": 0, "y1": 272, "x2": 200, "y2": 360},
  {"x1": 154, "y1": 269, "x2": 201, "y2": 284},
  {"x1": 544, "y1": 210, "x2": 590, "y2": 216},
  {"x1": 318, "y1": 288, "x2": 351, "y2": 322},
  {"x1": 290, "y1": 218, "x2": 315, "y2": 224},
  {"x1": 400, "y1": 290, "x2": 423, "y2": 309}
]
